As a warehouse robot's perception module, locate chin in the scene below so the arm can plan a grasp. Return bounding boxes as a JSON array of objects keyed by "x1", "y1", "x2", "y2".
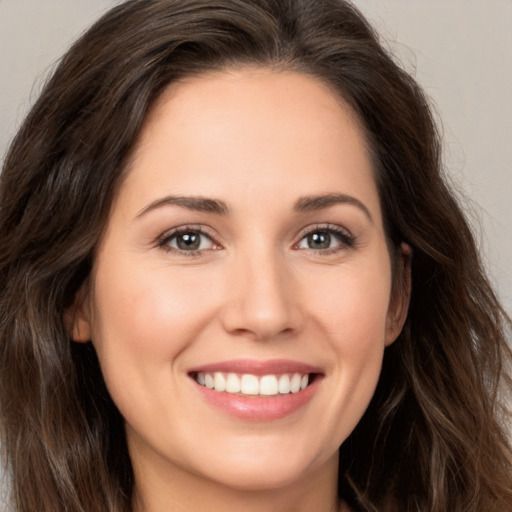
[
  {"x1": 192, "y1": 444, "x2": 334, "y2": 492},
  {"x1": 205, "y1": 465, "x2": 310, "y2": 492}
]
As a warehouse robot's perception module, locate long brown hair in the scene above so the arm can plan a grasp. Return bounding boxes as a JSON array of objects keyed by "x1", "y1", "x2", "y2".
[{"x1": 1, "y1": 1, "x2": 511, "y2": 511}]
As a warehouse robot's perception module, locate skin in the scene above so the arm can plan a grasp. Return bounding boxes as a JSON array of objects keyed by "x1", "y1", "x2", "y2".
[{"x1": 73, "y1": 68, "x2": 410, "y2": 512}]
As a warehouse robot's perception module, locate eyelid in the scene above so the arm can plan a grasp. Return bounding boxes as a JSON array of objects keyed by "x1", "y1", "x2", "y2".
[
  {"x1": 156, "y1": 224, "x2": 223, "y2": 254},
  {"x1": 293, "y1": 223, "x2": 356, "y2": 252},
  {"x1": 154, "y1": 222, "x2": 356, "y2": 256}
]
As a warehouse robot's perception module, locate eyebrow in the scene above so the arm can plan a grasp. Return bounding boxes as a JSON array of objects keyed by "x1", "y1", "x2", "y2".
[
  {"x1": 135, "y1": 192, "x2": 372, "y2": 222},
  {"x1": 135, "y1": 195, "x2": 229, "y2": 218},
  {"x1": 294, "y1": 193, "x2": 373, "y2": 222}
]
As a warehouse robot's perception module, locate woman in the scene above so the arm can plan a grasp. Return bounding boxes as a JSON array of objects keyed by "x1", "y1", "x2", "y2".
[{"x1": 1, "y1": 1, "x2": 511, "y2": 511}]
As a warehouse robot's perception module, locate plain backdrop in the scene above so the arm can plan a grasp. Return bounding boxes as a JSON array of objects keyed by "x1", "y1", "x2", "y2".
[{"x1": 0, "y1": 0, "x2": 511, "y2": 505}]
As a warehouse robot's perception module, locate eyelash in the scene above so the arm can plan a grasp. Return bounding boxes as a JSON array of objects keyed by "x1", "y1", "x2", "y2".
[
  {"x1": 156, "y1": 224, "x2": 356, "y2": 256},
  {"x1": 294, "y1": 224, "x2": 357, "y2": 254},
  {"x1": 157, "y1": 226, "x2": 220, "y2": 256}
]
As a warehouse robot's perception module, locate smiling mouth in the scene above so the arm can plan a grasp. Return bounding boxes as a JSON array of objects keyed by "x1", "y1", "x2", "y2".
[{"x1": 191, "y1": 371, "x2": 317, "y2": 397}]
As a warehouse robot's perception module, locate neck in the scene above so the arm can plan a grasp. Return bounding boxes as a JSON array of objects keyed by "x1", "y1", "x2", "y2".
[{"x1": 131, "y1": 450, "x2": 342, "y2": 512}]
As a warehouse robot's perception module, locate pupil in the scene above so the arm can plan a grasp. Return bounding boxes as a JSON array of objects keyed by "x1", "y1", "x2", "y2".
[
  {"x1": 177, "y1": 233, "x2": 200, "y2": 250},
  {"x1": 308, "y1": 232, "x2": 330, "y2": 249}
]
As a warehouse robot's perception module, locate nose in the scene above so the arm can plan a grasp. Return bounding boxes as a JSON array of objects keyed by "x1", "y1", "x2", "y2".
[{"x1": 219, "y1": 249, "x2": 303, "y2": 342}]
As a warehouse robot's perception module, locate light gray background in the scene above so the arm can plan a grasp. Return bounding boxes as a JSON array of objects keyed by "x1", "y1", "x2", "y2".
[{"x1": 1, "y1": 0, "x2": 511, "y2": 505}]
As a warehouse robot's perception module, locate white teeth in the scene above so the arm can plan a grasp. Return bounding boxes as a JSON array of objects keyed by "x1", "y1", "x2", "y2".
[
  {"x1": 278, "y1": 374, "x2": 291, "y2": 394},
  {"x1": 225, "y1": 373, "x2": 241, "y2": 393},
  {"x1": 290, "y1": 373, "x2": 302, "y2": 393},
  {"x1": 214, "y1": 372, "x2": 226, "y2": 392},
  {"x1": 195, "y1": 371, "x2": 312, "y2": 396},
  {"x1": 260, "y1": 375, "x2": 279, "y2": 396},
  {"x1": 204, "y1": 373, "x2": 214, "y2": 389},
  {"x1": 241, "y1": 374, "x2": 259, "y2": 395}
]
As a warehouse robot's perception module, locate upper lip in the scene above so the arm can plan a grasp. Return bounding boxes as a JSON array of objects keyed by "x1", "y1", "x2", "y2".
[{"x1": 188, "y1": 359, "x2": 323, "y2": 376}]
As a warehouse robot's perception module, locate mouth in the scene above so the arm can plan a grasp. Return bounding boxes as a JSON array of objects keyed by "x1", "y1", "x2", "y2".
[
  {"x1": 187, "y1": 360, "x2": 322, "y2": 420},
  {"x1": 191, "y1": 371, "x2": 319, "y2": 397}
]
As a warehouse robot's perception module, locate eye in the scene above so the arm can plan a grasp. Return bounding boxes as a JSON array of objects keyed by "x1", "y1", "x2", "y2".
[
  {"x1": 295, "y1": 225, "x2": 355, "y2": 252},
  {"x1": 158, "y1": 227, "x2": 218, "y2": 253}
]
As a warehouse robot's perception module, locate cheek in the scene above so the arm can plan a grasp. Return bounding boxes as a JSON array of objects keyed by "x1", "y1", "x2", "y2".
[
  {"x1": 312, "y1": 257, "x2": 392, "y2": 346},
  {"x1": 88, "y1": 257, "x2": 223, "y2": 416},
  {"x1": 91, "y1": 259, "x2": 219, "y2": 356},
  {"x1": 88, "y1": 258, "x2": 226, "y2": 438},
  {"x1": 306, "y1": 257, "x2": 392, "y2": 435}
]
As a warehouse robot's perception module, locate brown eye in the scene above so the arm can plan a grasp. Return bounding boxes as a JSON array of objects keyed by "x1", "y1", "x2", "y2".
[
  {"x1": 176, "y1": 232, "x2": 201, "y2": 250},
  {"x1": 306, "y1": 232, "x2": 332, "y2": 249},
  {"x1": 296, "y1": 226, "x2": 355, "y2": 252},
  {"x1": 160, "y1": 229, "x2": 216, "y2": 252}
]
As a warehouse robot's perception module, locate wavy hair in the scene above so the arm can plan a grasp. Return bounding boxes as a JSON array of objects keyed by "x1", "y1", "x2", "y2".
[{"x1": 1, "y1": 1, "x2": 511, "y2": 511}]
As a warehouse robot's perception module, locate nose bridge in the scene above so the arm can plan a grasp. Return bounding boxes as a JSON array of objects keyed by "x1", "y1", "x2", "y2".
[{"x1": 221, "y1": 240, "x2": 300, "y2": 340}]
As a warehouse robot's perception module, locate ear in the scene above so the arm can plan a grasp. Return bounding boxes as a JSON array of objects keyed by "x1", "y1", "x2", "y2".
[
  {"x1": 385, "y1": 242, "x2": 412, "y2": 346},
  {"x1": 66, "y1": 283, "x2": 92, "y2": 343}
]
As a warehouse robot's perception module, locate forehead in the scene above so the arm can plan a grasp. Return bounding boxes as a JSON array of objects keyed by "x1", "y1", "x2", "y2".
[
  {"x1": 137, "y1": 67, "x2": 367, "y2": 158},
  {"x1": 118, "y1": 68, "x2": 380, "y2": 222}
]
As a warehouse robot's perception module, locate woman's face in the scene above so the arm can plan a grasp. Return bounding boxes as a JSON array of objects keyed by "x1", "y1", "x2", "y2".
[{"x1": 73, "y1": 69, "x2": 408, "y2": 497}]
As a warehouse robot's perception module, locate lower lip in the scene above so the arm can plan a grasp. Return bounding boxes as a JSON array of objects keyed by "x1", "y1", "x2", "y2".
[{"x1": 192, "y1": 377, "x2": 320, "y2": 421}]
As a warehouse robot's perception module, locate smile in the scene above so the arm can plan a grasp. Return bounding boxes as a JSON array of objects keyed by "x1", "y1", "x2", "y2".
[
  {"x1": 188, "y1": 360, "x2": 322, "y2": 421},
  {"x1": 195, "y1": 372, "x2": 310, "y2": 396}
]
